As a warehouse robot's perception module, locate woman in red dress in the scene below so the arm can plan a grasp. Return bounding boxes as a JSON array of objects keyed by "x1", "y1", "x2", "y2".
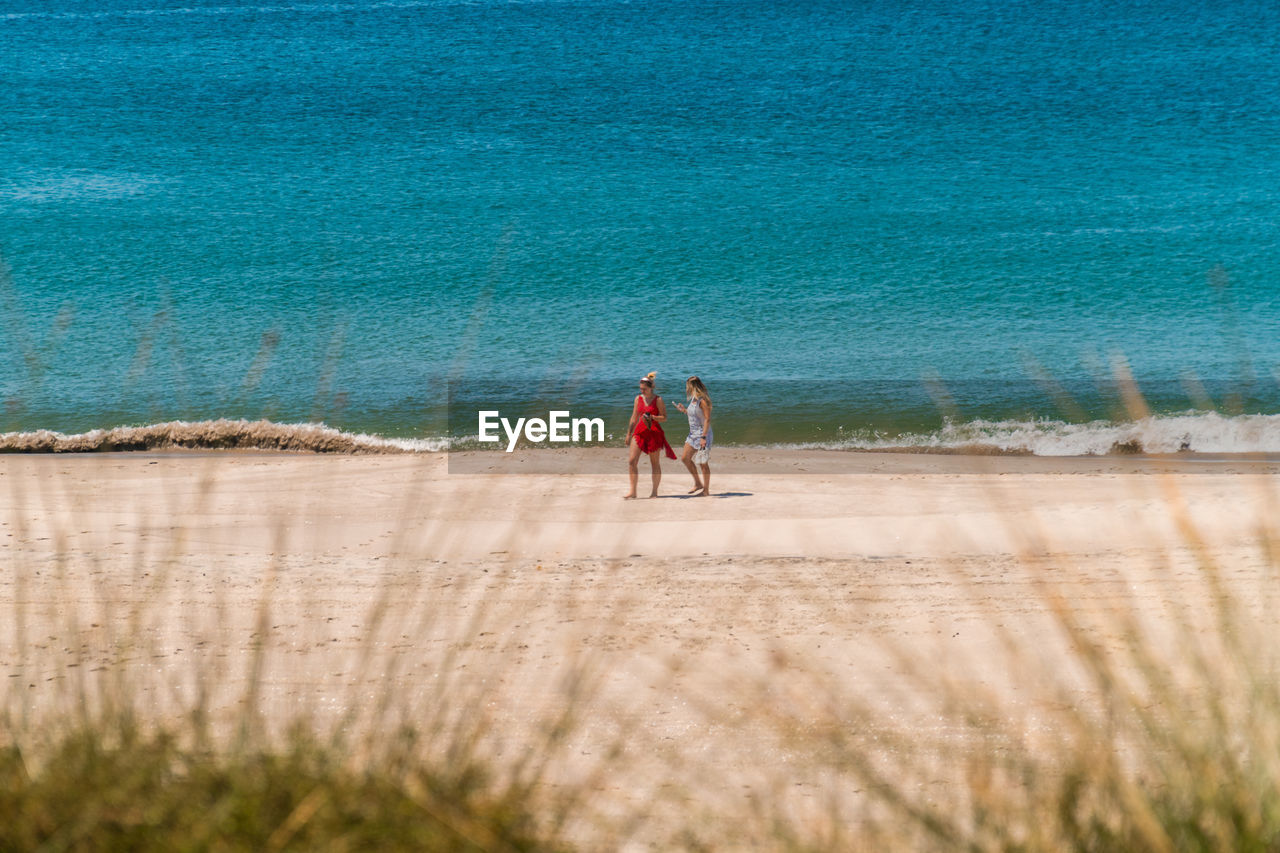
[{"x1": 623, "y1": 371, "x2": 676, "y2": 499}]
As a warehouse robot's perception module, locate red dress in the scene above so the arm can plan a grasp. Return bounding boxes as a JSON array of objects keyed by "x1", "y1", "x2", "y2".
[{"x1": 630, "y1": 394, "x2": 676, "y2": 459}]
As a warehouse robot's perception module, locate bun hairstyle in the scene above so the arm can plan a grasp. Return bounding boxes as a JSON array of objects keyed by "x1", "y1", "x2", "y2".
[{"x1": 640, "y1": 371, "x2": 657, "y2": 388}]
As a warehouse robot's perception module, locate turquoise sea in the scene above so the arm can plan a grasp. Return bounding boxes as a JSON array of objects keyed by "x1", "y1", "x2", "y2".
[{"x1": 3, "y1": 0, "x2": 1280, "y2": 453}]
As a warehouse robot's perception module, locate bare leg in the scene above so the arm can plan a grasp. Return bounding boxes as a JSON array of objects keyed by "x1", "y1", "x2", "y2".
[
  {"x1": 648, "y1": 451, "x2": 661, "y2": 498},
  {"x1": 698, "y1": 463, "x2": 711, "y2": 496},
  {"x1": 680, "y1": 443, "x2": 703, "y2": 492},
  {"x1": 623, "y1": 441, "x2": 642, "y2": 499}
]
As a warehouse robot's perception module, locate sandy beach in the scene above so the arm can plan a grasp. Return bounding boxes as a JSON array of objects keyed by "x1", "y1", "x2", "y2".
[
  {"x1": 7, "y1": 448, "x2": 1278, "y2": 560},
  {"x1": 5, "y1": 449, "x2": 1280, "y2": 842}
]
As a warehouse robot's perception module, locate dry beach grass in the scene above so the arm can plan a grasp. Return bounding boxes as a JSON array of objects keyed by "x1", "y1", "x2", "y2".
[{"x1": 4, "y1": 443, "x2": 1280, "y2": 849}]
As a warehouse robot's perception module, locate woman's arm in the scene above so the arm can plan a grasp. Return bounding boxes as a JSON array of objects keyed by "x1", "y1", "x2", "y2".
[
  {"x1": 654, "y1": 396, "x2": 667, "y2": 422},
  {"x1": 625, "y1": 396, "x2": 640, "y2": 443}
]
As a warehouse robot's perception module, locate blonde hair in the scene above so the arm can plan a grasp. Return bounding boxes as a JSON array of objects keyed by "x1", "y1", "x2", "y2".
[
  {"x1": 686, "y1": 375, "x2": 711, "y2": 408},
  {"x1": 640, "y1": 371, "x2": 657, "y2": 388}
]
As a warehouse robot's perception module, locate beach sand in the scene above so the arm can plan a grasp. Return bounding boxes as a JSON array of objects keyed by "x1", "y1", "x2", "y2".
[
  {"x1": 7, "y1": 448, "x2": 1275, "y2": 559},
  {"x1": 5, "y1": 449, "x2": 1279, "y2": 841}
]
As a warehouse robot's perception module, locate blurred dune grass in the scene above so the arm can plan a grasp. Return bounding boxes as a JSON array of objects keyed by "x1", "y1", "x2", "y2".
[
  {"x1": 1, "y1": 445, "x2": 620, "y2": 851},
  {"x1": 7, "y1": 440, "x2": 1280, "y2": 851}
]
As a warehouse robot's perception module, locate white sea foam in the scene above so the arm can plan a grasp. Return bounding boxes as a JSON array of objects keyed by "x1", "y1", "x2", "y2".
[
  {"x1": 0, "y1": 419, "x2": 450, "y2": 454},
  {"x1": 783, "y1": 411, "x2": 1280, "y2": 456},
  {"x1": 6, "y1": 411, "x2": 1280, "y2": 456}
]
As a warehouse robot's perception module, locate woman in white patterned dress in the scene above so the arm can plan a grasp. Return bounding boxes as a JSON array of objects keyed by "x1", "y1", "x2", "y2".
[{"x1": 674, "y1": 375, "x2": 713, "y2": 497}]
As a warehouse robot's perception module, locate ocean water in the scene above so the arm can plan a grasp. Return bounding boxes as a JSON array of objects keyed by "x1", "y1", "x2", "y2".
[{"x1": 3, "y1": 0, "x2": 1280, "y2": 453}]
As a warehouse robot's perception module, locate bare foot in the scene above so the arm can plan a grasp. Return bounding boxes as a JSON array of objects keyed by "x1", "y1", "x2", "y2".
[
  {"x1": 622, "y1": 493, "x2": 637, "y2": 500},
  {"x1": 648, "y1": 491, "x2": 659, "y2": 498},
  {"x1": 687, "y1": 484, "x2": 703, "y2": 494},
  {"x1": 697, "y1": 489, "x2": 710, "y2": 497}
]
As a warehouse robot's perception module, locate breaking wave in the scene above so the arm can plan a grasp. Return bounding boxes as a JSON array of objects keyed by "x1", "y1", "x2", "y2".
[
  {"x1": 824, "y1": 411, "x2": 1280, "y2": 456},
  {"x1": 5, "y1": 411, "x2": 1280, "y2": 456},
  {"x1": 0, "y1": 419, "x2": 449, "y2": 454}
]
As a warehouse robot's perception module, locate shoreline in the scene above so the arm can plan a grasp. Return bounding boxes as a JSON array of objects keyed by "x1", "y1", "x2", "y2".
[
  {"x1": 8, "y1": 407, "x2": 1280, "y2": 457},
  {"x1": 446, "y1": 445, "x2": 1280, "y2": 475},
  {"x1": 22, "y1": 444, "x2": 1280, "y2": 474}
]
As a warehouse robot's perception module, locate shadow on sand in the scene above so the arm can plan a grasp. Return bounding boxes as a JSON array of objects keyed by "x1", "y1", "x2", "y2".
[{"x1": 660, "y1": 491, "x2": 753, "y2": 499}]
